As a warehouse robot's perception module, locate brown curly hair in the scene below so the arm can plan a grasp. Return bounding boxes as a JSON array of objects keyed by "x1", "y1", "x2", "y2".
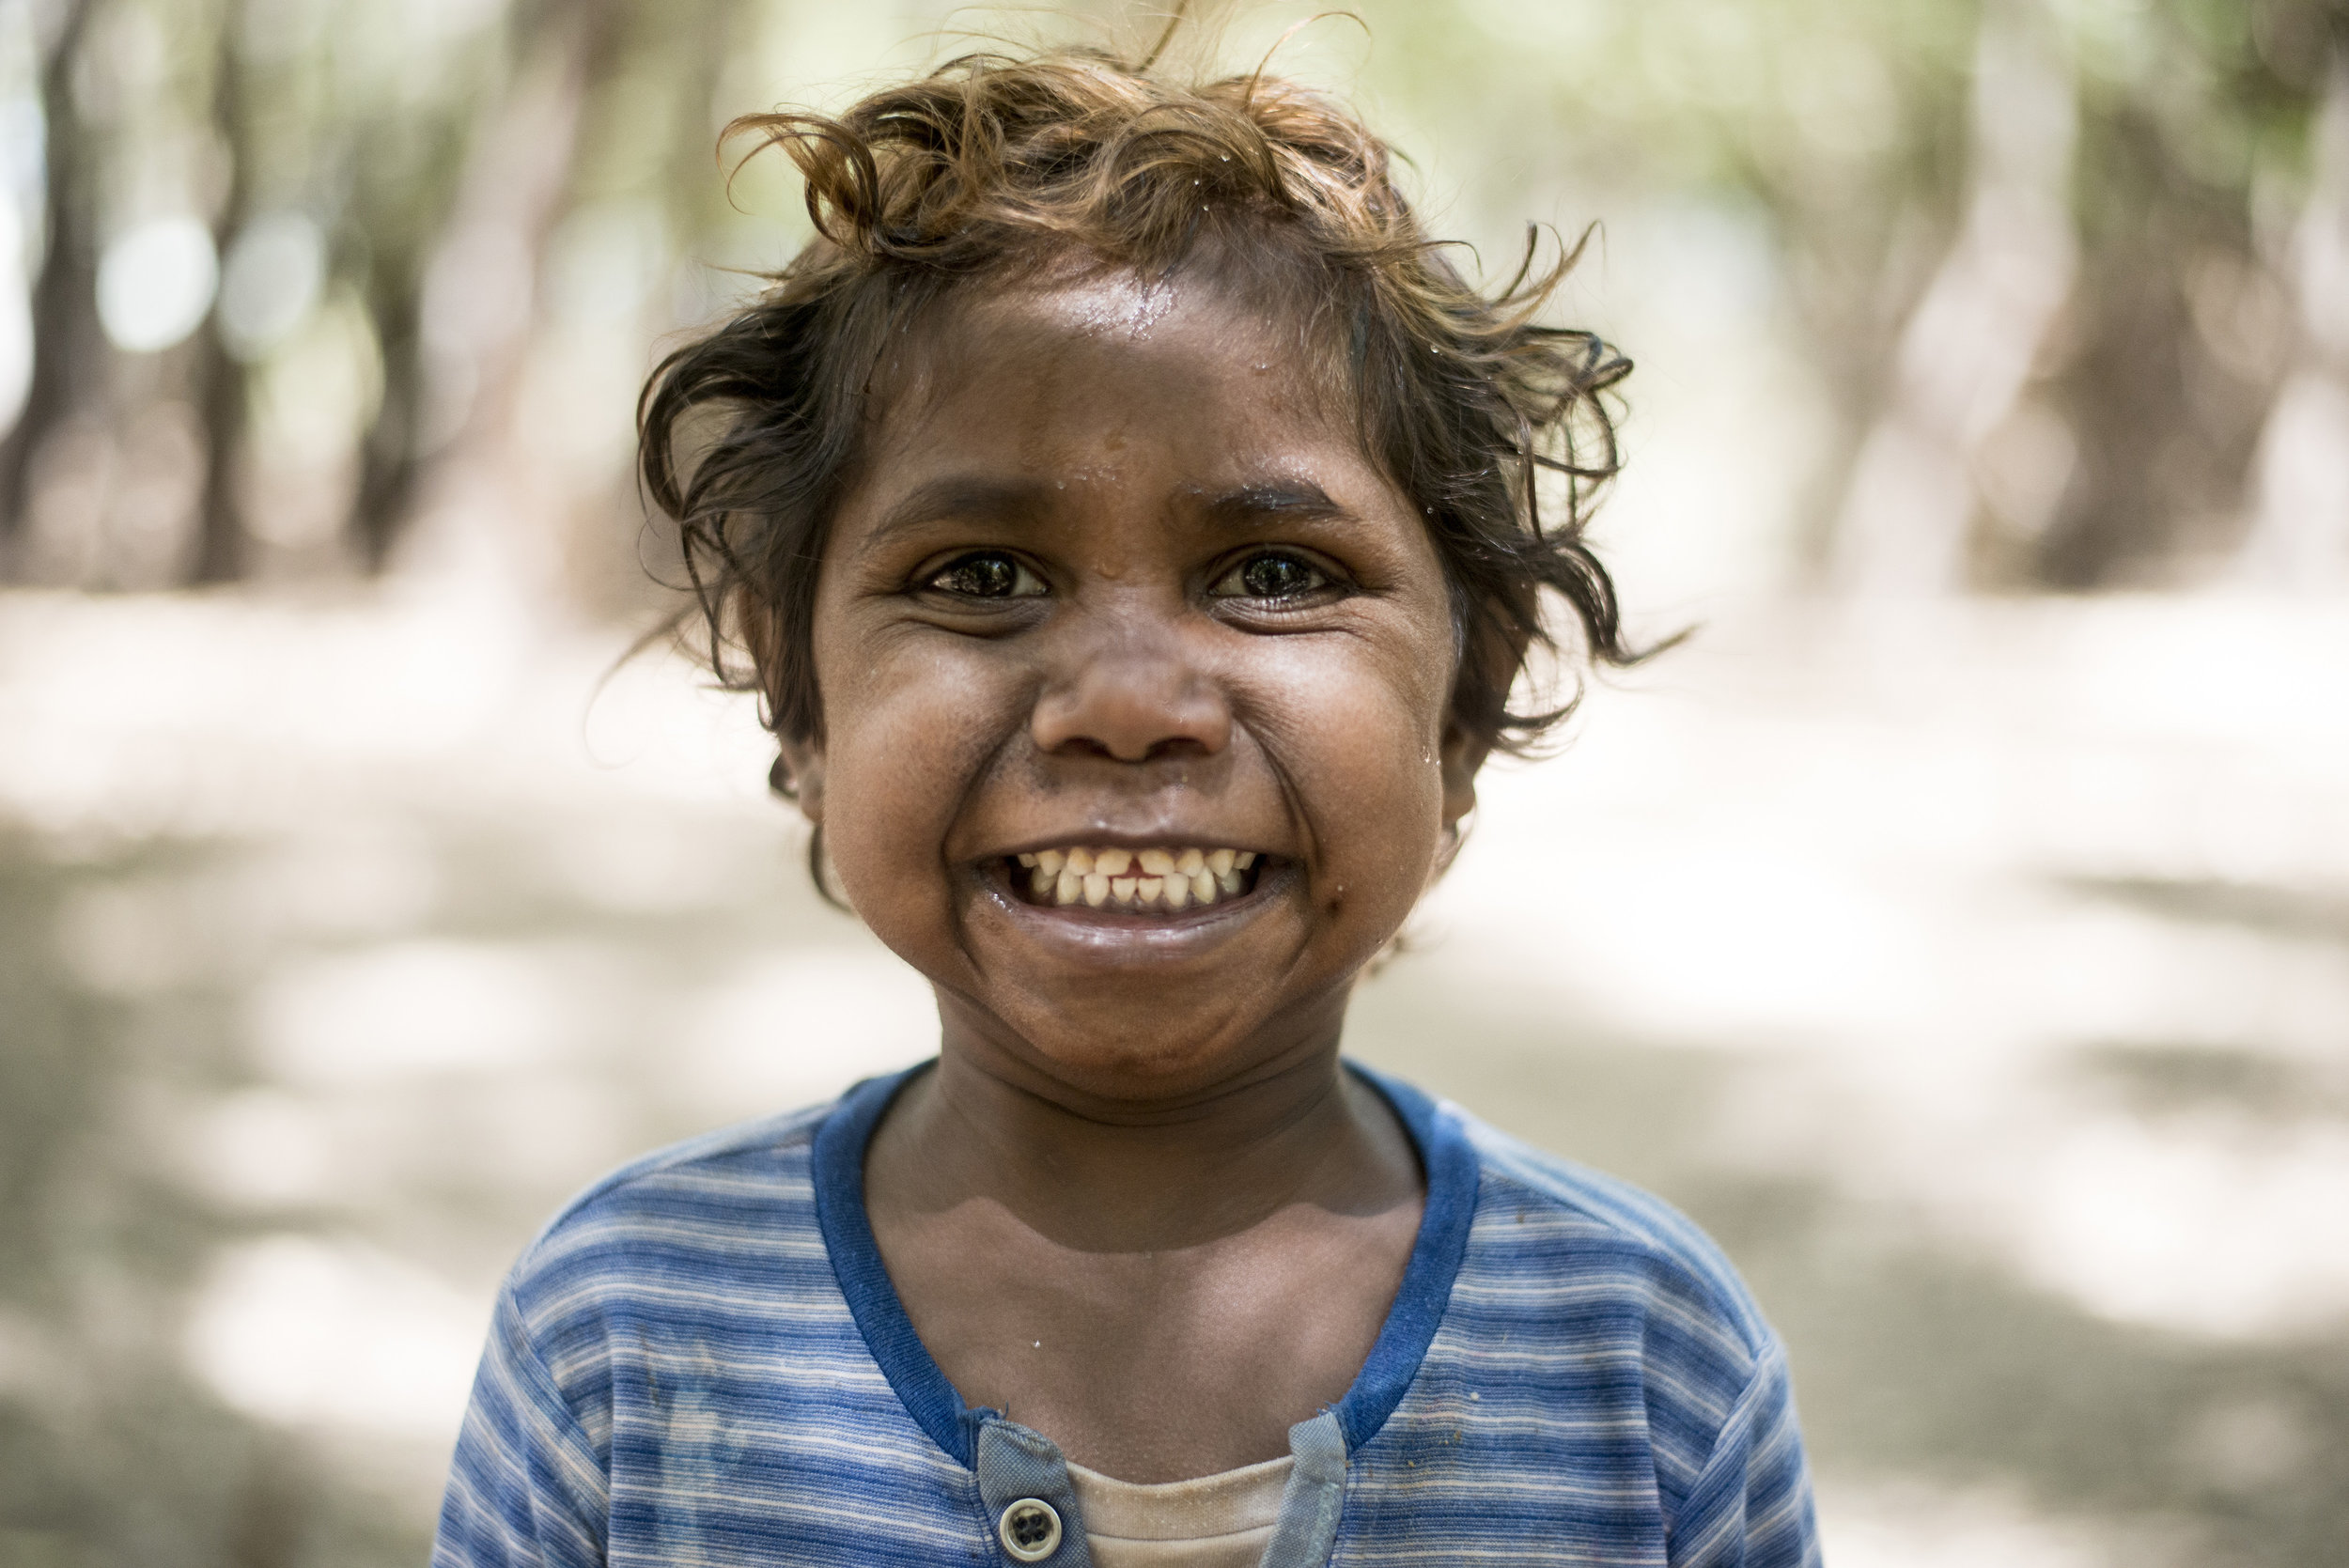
[{"x1": 639, "y1": 43, "x2": 1637, "y2": 802}]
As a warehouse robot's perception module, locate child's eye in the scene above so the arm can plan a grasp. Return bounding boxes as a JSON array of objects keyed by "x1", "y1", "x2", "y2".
[
  {"x1": 926, "y1": 552, "x2": 1047, "y2": 598},
  {"x1": 1209, "y1": 551, "x2": 1331, "y2": 601}
]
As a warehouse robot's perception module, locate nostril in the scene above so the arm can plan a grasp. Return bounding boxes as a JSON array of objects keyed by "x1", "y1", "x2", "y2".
[
  {"x1": 1047, "y1": 736, "x2": 1207, "y2": 763},
  {"x1": 1035, "y1": 725, "x2": 1225, "y2": 765},
  {"x1": 1029, "y1": 659, "x2": 1232, "y2": 761}
]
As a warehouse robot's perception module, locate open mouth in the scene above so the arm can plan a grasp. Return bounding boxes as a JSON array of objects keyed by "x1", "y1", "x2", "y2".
[{"x1": 1005, "y1": 846, "x2": 1265, "y2": 915}]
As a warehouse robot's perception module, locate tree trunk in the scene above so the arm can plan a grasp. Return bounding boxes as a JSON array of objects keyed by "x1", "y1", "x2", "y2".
[
  {"x1": 1827, "y1": 0, "x2": 2077, "y2": 597},
  {"x1": 350, "y1": 273, "x2": 425, "y2": 572},
  {"x1": 387, "y1": 0, "x2": 624, "y2": 598},
  {"x1": 191, "y1": 0, "x2": 252, "y2": 585},
  {"x1": 0, "y1": 0, "x2": 100, "y2": 572}
]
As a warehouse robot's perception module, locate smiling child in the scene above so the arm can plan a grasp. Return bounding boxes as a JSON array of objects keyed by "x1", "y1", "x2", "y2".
[{"x1": 435, "y1": 42, "x2": 1819, "y2": 1568}]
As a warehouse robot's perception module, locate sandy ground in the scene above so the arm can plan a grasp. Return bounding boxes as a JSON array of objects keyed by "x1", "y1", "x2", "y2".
[{"x1": 2, "y1": 583, "x2": 2343, "y2": 1566}]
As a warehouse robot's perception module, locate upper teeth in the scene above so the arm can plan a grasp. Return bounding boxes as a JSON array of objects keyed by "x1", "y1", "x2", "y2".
[{"x1": 1014, "y1": 846, "x2": 1257, "y2": 910}]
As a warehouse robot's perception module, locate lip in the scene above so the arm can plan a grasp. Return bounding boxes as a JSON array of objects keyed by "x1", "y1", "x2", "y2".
[{"x1": 988, "y1": 832, "x2": 1275, "y2": 861}]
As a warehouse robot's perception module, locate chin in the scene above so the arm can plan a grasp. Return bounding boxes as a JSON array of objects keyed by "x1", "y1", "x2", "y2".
[{"x1": 962, "y1": 989, "x2": 1344, "y2": 1105}]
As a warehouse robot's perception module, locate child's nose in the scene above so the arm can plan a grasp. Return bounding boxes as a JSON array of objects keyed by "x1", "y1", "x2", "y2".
[{"x1": 1030, "y1": 641, "x2": 1232, "y2": 763}]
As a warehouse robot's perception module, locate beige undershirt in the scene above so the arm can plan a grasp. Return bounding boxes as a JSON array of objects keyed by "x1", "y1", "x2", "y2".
[{"x1": 1065, "y1": 1454, "x2": 1295, "y2": 1568}]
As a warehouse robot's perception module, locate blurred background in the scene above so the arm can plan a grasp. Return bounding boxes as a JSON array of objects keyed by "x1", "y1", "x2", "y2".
[{"x1": 2, "y1": 0, "x2": 2346, "y2": 1563}]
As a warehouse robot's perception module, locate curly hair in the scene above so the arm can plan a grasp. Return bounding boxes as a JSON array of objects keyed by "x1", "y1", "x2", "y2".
[{"x1": 639, "y1": 43, "x2": 1637, "y2": 801}]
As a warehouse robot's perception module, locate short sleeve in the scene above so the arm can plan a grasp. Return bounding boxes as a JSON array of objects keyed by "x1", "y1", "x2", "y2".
[
  {"x1": 432, "y1": 1284, "x2": 610, "y2": 1568},
  {"x1": 1666, "y1": 1341, "x2": 1821, "y2": 1568}
]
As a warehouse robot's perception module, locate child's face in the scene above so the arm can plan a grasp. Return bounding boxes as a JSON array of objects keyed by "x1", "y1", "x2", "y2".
[{"x1": 786, "y1": 269, "x2": 1477, "y2": 1096}]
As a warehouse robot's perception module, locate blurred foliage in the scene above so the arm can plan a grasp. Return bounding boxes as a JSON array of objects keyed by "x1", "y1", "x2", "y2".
[
  {"x1": 0, "y1": 0, "x2": 2342, "y2": 582},
  {"x1": 1349, "y1": 0, "x2": 2345, "y2": 586}
]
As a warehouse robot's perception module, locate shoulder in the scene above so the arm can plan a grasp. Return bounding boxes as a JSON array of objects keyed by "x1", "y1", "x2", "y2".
[
  {"x1": 498, "y1": 1096, "x2": 841, "y2": 1329},
  {"x1": 534, "y1": 1096, "x2": 833, "y2": 1242},
  {"x1": 1442, "y1": 1098, "x2": 1782, "y2": 1375},
  {"x1": 1352, "y1": 1080, "x2": 1819, "y2": 1555}
]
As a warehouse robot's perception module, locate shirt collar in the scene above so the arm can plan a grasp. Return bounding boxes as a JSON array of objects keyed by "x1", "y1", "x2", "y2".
[{"x1": 811, "y1": 1058, "x2": 1480, "y2": 1468}]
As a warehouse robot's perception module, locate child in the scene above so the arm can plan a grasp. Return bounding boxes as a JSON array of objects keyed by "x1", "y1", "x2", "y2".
[{"x1": 435, "y1": 41, "x2": 1819, "y2": 1568}]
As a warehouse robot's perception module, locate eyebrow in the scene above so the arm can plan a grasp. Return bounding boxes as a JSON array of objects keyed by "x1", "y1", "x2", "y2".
[
  {"x1": 1199, "y1": 481, "x2": 1357, "y2": 530},
  {"x1": 865, "y1": 474, "x2": 1058, "y2": 548},
  {"x1": 863, "y1": 474, "x2": 1360, "y2": 549}
]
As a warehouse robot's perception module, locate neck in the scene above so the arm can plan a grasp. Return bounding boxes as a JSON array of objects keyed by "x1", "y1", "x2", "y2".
[{"x1": 871, "y1": 1022, "x2": 1413, "y2": 1254}]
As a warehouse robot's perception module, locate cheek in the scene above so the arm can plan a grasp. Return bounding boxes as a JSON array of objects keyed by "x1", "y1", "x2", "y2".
[
  {"x1": 1244, "y1": 613, "x2": 1455, "y2": 892},
  {"x1": 813, "y1": 636, "x2": 1008, "y2": 914}
]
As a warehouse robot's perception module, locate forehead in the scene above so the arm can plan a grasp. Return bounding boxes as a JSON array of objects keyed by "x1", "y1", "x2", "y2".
[{"x1": 862, "y1": 268, "x2": 1367, "y2": 488}]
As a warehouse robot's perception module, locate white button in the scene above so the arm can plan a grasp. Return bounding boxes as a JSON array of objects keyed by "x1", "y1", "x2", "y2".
[{"x1": 997, "y1": 1497, "x2": 1063, "y2": 1561}]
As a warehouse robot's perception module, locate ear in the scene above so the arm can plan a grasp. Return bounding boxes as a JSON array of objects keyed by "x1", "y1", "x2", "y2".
[
  {"x1": 772, "y1": 734, "x2": 827, "y2": 825},
  {"x1": 1438, "y1": 714, "x2": 1485, "y2": 836}
]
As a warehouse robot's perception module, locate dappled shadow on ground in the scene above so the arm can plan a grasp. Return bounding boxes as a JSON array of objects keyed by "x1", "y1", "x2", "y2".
[
  {"x1": 0, "y1": 800, "x2": 850, "y2": 1567},
  {"x1": 2063, "y1": 876, "x2": 2349, "y2": 950},
  {"x1": 0, "y1": 835, "x2": 420, "y2": 1568},
  {"x1": 1350, "y1": 972, "x2": 2349, "y2": 1568},
  {"x1": 2071, "y1": 1039, "x2": 2348, "y2": 1121}
]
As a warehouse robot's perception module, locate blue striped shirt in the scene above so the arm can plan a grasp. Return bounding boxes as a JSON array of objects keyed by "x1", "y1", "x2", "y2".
[{"x1": 435, "y1": 1064, "x2": 1819, "y2": 1566}]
